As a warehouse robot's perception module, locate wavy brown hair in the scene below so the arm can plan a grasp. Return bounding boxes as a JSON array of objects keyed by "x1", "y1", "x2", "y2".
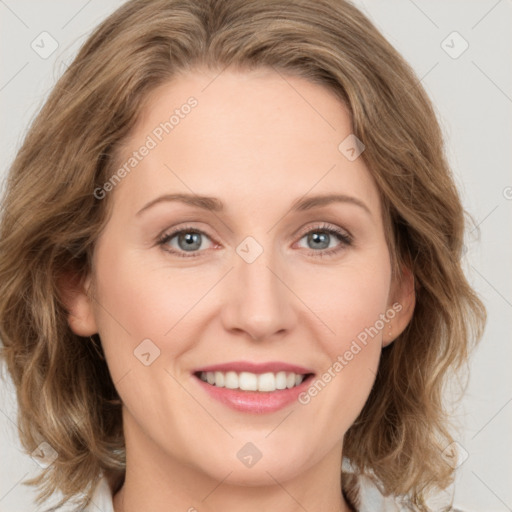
[{"x1": 0, "y1": 0, "x2": 486, "y2": 510}]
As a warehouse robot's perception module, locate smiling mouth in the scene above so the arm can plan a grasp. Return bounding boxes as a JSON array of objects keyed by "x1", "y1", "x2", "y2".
[{"x1": 194, "y1": 370, "x2": 315, "y2": 393}]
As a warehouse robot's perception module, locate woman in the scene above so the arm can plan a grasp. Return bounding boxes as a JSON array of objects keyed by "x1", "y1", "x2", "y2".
[{"x1": 0, "y1": 0, "x2": 486, "y2": 511}]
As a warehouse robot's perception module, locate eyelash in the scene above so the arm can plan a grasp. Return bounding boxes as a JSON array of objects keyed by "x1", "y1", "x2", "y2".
[{"x1": 157, "y1": 223, "x2": 353, "y2": 259}]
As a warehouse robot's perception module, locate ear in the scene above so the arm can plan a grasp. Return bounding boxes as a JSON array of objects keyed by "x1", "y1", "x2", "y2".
[
  {"x1": 57, "y1": 270, "x2": 98, "y2": 336},
  {"x1": 383, "y1": 264, "x2": 416, "y2": 347}
]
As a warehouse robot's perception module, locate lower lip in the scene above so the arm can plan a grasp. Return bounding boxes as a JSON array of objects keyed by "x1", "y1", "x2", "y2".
[{"x1": 193, "y1": 374, "x2": 315, "y2": 414}]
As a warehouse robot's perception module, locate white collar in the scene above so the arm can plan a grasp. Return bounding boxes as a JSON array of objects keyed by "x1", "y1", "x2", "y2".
[{"x1": 342, "y1": 472, "x2": 404, "y2": 511}]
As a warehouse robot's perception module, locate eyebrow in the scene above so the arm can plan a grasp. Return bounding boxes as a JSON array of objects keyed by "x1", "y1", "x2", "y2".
[{"x1": 136, "y1": 192, "x2": 371, "y2": 217}]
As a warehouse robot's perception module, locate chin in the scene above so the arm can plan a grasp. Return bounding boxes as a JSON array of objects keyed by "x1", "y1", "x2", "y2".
[{"x1": 194, "y1": 439, "x2": 318, "y2": 486}]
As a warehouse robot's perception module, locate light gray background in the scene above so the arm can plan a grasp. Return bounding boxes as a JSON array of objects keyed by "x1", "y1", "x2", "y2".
[{"x1": 1, "y1": 1, "x2": 511, "y2": 510}]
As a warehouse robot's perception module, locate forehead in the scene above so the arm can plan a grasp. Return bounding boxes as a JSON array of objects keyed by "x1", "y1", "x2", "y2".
[{"x1": 109, "y1": 67, "x2": 381, "y2": 218}]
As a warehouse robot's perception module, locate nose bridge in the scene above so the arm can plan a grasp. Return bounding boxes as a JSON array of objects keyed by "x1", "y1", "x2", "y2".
[{"x1": 222, "y1": 235, "x2": 296, "y2": 341}]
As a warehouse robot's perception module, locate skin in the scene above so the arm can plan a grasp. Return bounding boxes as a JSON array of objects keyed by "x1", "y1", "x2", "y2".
[{"x1": 63, "y1": 67, "x2": 415, "y2": 512}]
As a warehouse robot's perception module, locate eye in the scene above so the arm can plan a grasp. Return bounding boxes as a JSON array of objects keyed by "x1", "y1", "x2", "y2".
[
  {"x1": 158, "y1": 223, "x2": 352, "y2": 259},
  {"x1": 158, "y1": 225, "x2": 215, "y2": 258},
  {"x1": 296, "y1": 223, "x2": 352, "y2": 258}
]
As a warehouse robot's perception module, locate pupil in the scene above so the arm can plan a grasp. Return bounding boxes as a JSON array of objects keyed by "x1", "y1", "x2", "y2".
[
  {"x1": 309, "y1": 232, "x2": 329, "y2": 250},
  {"x1": 179, "y1": 232, "x2": 201, "y2": 251}
]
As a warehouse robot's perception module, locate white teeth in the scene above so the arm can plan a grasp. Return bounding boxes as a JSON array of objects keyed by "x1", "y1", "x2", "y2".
[
  {"x1": 224, "y1": 371, "x2": 238, "y2": 389},
  {"x1": 275, "y1": 371, "x2": 287, "y2": 390},
  {"x1": 258, "y1": 372, "x2": 276, "y2": 392},
  {"x1": 198, "y1": 370, "x2": 308, "y2": 392},
  {"x1": 214, "y1": 371, "x2": 225, "y2": 387},
  {"x1": 238, "y1": 372, "x2": 258, "y2": 391}
]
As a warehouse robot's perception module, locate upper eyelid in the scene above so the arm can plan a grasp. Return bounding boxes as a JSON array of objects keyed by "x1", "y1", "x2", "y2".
[
  {"x1": 296, "y1": 222, "x2": 350, "y2": 237},
  {"x1": 160, "y1": 221, "x2": 347, "y2": 237}
]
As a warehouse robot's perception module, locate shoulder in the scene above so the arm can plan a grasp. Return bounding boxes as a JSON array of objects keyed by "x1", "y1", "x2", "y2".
[{"x1": 342, "y1": 470, "x2": 470, "y2": 512}]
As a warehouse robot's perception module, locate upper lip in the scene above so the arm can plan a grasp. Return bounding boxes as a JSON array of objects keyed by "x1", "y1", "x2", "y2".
[{"x1": 193, "y1": 361, "x2": 315, "y2": 375}]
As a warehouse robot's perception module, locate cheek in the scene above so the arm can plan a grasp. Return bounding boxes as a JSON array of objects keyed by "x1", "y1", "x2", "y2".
[
  {"x1": 90, "y1": 242, "x2": 220, "y2": 375},
  {"x1": 301, "y1": 259, "x2": 392, "y2": 355},
  {"x1": 296, "y1": 259, "x2": 391, "y2": 416},
  {"x1": 302, "y1": 258, "x2": 390, "y2": 396}
]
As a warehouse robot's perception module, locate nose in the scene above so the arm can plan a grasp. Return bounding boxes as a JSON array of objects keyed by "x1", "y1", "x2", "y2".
[{"x1": 220, "y1": 243, "x2": 297, "y2": 342}]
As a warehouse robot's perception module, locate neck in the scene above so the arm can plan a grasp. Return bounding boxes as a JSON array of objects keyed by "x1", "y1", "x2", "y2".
[{"x1": 112, "y1": 413, "x2": 352, "y2": 512}]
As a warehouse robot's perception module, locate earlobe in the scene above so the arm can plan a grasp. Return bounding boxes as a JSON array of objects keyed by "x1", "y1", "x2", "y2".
[
  {"x1": 57, "y1": 271, "x2": 98, "y2": 336},
  {"x1": 383, "y1": 265, "x2": 416, "y2": 347}
]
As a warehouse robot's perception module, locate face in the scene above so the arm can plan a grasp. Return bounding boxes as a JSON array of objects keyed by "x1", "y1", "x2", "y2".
[{"x1": 66, "y1": 67, "x2": 414, "y2": 489}]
